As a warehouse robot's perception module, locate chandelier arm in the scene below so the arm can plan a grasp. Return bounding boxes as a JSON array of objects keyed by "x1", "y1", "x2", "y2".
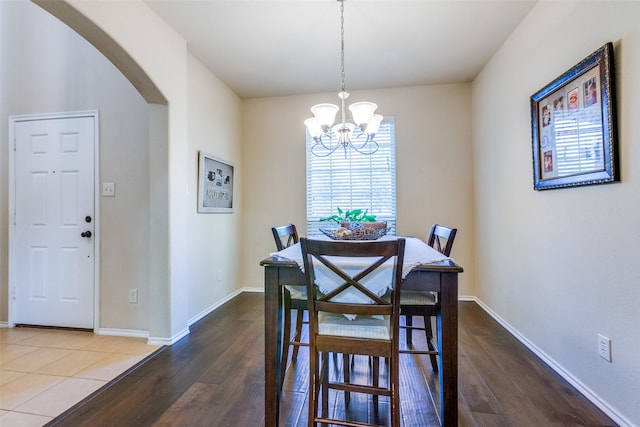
[
  {"x1": 311, "y1": 139, "x2": 342, "y2": 157},
  {"x1": 341, "y1": 142, "x2": 349, "y2": 159},
  {"x1": 351, "y1": 129, "x2": 368, "y2": 141},
  {"x1": 349, "y1": 130, "x2": 376, "y2": 149},
  {"x1": 315, "y1": 133, "x2": 341, "y2": 152},
  {"x1": 349, "y1": 139, "x2": 380, "y2": 156}
]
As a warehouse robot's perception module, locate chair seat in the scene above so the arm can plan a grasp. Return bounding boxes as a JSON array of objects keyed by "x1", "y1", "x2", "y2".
[
  {"x1": 400, "y1": 290, "x2": 436, "y2": 305},
  {"x1": 318, "y1": 312, "x2": 391, "y2": 340},
  {"x1": 285, "y1": 285, "x2": 307, "y2": 300}
]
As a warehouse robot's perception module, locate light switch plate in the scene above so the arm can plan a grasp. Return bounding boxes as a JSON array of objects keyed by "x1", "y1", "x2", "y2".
[
  {"x1": 103, "y1": 182, "x2": 115, "y2": 197},
  {"x1": 598, "y1": 334, "x2": 611, "y2": 362}
]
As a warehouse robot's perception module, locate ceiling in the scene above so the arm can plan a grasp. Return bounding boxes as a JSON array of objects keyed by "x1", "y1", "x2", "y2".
[{"x1": 144, "y1": 0, "x2": 537, "y2": 99}]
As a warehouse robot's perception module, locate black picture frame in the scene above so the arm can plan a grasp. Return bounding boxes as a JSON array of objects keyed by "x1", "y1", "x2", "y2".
[
  {"x1": 197, "y1": 151, "x2": 234, "y2": 213},
  {"x1": 530, "y1": 42, "x2": 618, "y2": 190}
]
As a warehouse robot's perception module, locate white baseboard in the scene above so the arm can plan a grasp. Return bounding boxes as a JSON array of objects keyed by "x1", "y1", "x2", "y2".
[
  {"x1": 95, "y1": 326, "x2": 189, "y2": 346},
  {"x1": 97, "y1": 288, "x2": 262, "y2": 346},
  {"x1": 148, "y1": 328, "x2": 190, "y2": 346},
  {"x1": 96, "y1": 328, "x2": 150, "y2": 338},
  {"x1": 469, "y1": 296, "x2": 632, "y2": 427},
  {"x1": 188, "y1": 288, "x2": 245, "y2": 327},
  {"x1": 0, "y1": 321, "x2": 9, "y2": 328}
]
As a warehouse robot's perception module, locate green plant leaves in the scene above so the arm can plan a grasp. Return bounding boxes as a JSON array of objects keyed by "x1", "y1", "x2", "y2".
[{"x1": 319, "y1": 207, "x2": 377, "y2": 224}]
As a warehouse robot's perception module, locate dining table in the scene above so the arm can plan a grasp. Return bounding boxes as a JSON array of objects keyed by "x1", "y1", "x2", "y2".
[{"x1": 260, "y1": 236, "x2": 463, "y2": 426}]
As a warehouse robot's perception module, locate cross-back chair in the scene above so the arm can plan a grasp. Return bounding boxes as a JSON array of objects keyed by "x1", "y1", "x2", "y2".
[
  {"x1": 271, "y1": 224, "x2": 307, "y2": 390},
  {"x1": 400, "y1": 224, "x2": 457, "y2": 372},
  {"x1": 301, "y1": 237, "x2": 405, "y2": 427}
]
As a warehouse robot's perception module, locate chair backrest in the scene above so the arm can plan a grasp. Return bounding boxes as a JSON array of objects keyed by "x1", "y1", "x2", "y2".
[
  {"x1": 427, "y1": 224, "x2": 457, "y2": 256},
  {"x1": 271, "y1": 224, "x2": 299, "y2": 251},
  {"x1": 300, "y1": 237, "x2": 406, "y2": 335}
]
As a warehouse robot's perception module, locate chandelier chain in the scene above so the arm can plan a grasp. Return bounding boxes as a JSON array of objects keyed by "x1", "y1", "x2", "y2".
[
  {"x1": 340, "y1": 0, "x2": 345, "y2": 93},
  {"x1": 305, "y1": 0, "x2": 381, "y2": 157}
]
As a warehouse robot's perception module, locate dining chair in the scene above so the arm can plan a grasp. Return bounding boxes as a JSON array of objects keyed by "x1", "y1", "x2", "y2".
[
  {"x1": 400, "y1": 224, "x2": 457, "y2": 372},
  {"x1": 301, "y1": 237, "x2": 405, "y2": 427},
  {"x1": 271, "y1": 224, "x2": 308, "y2": 389}
]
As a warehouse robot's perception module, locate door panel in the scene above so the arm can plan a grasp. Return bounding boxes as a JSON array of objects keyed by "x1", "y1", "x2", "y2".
[{"x1": 14, "y1": 115, "x2": 95, "y2": 328}]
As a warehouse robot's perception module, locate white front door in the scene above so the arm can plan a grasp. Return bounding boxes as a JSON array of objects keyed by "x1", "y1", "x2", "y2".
[{"x1": 12, "y1": 113, "x2": 97, "y2": 328}]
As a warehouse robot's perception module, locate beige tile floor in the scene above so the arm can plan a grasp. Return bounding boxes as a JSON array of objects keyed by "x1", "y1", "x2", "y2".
[{"x1": 0, "y1": 327, "x2": 161, "y2": 426}]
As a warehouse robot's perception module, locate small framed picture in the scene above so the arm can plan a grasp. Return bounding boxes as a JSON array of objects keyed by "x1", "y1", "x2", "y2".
[
  {"x1": 530, "y1": 42, "x2": 618, "y2": 190},
  {"x1": 197, "y1": 151, "x2": 234, "y2": 213}
]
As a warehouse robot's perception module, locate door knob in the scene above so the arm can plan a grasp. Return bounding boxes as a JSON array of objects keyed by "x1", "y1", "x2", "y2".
[{"x1": 81, "y1": 231, "x2": 92, "y2": 238}]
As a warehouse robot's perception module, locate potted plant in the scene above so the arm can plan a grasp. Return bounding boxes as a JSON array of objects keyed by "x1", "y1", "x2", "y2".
[{"x1": 320, "y1": 208, "x2": 387, "y2": 230}]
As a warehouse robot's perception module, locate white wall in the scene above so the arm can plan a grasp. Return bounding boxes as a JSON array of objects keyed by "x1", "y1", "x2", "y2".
[
  {"x1": 241, "y1": 85, "x2": 476, "y2": 297},
  {"x1": 186, "y1": 54, "x2": 243, "y2": 321},
  {"x1": 0, "y1": 0, "x2": 151, "y2": 330},
  {"x1": 473, "y1": 1, "x2": 640, "y2": 425},
  {"x1": 58, "y1": 0, "x2": 191, "y2": 341}
]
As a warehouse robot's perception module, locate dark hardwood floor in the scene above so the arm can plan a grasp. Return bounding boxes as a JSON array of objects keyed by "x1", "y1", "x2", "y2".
[{"x1": 47, "y1": 293, "x2": 616, "y2": 426}]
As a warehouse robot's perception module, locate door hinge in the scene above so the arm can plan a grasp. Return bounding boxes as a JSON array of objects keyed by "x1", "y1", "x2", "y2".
[{"x1": 12, "y1": 287, "x2": 16, "y2": 300}]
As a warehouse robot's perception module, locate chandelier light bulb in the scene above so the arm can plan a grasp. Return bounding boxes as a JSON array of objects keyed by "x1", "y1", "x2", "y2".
[
  {"x1": 304, "y1": 118, "x2": 324, "y2": 140},
  {"x1": 365, "y1": 114, "x2": 383, "y2": 136},
  {"x1": 349, "y1": 102, "x2": 378, "y2": 129},
  {"x1": 310, "y1": 103, "x2": 339, "y2": 129}
]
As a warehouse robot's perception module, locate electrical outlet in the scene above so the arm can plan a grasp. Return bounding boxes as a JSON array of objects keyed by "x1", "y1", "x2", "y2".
[
  {"x1": 102, "y1": 182, "x2": 115, "y2": 197},
  {"x1": 128, "y1": 288, "x2": 138, "y2": 304},
  {"x1": 598, "y1": 334, "x2": 611, "y2": 362}
]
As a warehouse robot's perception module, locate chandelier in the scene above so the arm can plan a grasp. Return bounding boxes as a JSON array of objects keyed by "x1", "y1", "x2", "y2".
[{"x1": 304, "y1": 0, "x2": 382, "y2": 157}]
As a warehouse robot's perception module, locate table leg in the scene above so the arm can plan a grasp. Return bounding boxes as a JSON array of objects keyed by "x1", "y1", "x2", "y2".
[
  {"x1": 437, "y1": 271, "x2": 458, "y2": 426},
  {"x1": 264, "y1": 266, "x2": 283, "y2": 426}
]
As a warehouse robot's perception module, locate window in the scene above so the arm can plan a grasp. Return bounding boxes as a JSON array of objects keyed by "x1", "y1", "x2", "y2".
[
  {"x1": 306, "y1": 118, "x2": 396, "y2": 236},
  {"x1": 553, "y1": 109, "x2": 605, "y2": 177}
]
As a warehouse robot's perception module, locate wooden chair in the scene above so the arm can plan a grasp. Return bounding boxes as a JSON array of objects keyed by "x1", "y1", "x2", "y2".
[
  {"x1": 271, "y1": 224, "x2": 308, "y2": 390},
  {"x1": 400, "y1": 224, "x2": 457, "y2": 372},
  {"x1": 301, "y1": 237, "x2": 405, "y2": 427}
]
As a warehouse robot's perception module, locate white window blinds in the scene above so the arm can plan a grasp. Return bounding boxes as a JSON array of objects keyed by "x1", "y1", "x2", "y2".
[{"x1": 306, "y1": 118, "x2": 396, "y2": 236}]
